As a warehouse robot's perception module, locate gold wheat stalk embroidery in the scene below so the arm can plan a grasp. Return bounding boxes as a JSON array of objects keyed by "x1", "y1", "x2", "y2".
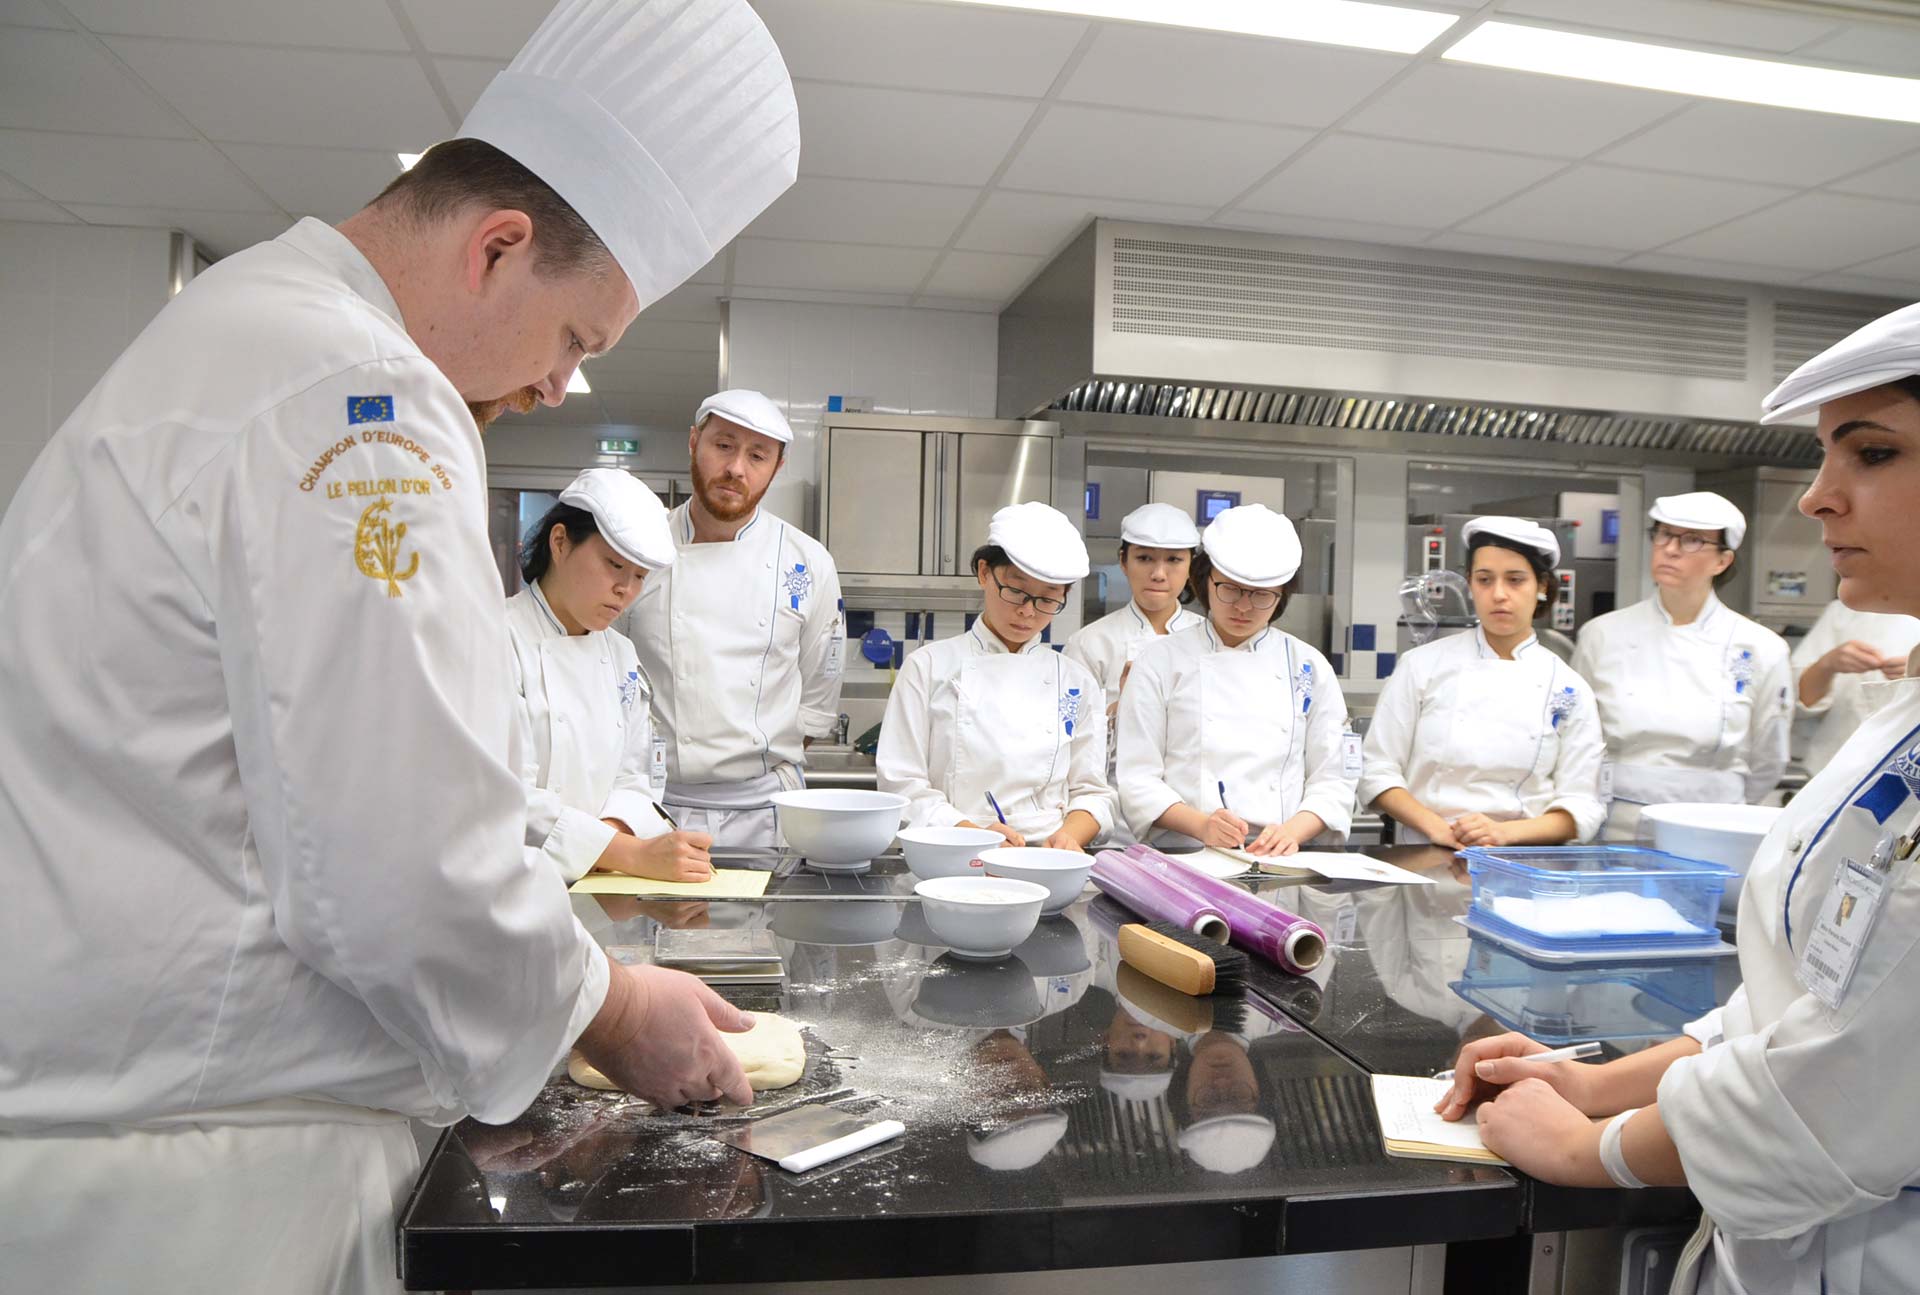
[{"x1": 355, "y1": 496, "x2": 418, "y2": 598}]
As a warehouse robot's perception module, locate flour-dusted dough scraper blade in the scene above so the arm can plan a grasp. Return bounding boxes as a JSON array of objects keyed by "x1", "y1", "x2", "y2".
[{"x1": 714, "y1": 1104, "x2": 904, "y2": 1173}]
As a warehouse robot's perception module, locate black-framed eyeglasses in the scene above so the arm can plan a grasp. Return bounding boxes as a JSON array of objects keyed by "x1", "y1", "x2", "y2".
[
  {"x1": 991, "y1": 574, "x2": 1067, "y2": 616},
  {"x1": 1209, "y1": 577, "x2": 1280, "y2": 610},
  {"x1": 1648, "y1": 524, "x2": 1725, "y2": 555}
]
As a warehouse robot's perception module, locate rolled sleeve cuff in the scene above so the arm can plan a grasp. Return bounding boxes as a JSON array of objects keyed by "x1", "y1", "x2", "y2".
[
  {"x1": 1066, "y1": 791, "x2": 1116, "y2": 837},
  {"x1": 544, "y1": 808, "x2": 617, "y2": 884},
  {"x1": 1546, "y1": 793, "x2": 1606, "y2": 843},
  {"x1": 1301, "y1": 791, "x2": 1354, "y2": 837},
  {"x1": 564, "y1": 938, "x2": 611, "y2": 1067},
  {"x1": 1682, "y1": 1007, "x2": 1726, "y2": 1050},
  {"x1": 1355, "y1": 772, "x2": 1405, "y2": 807},
  {"x1": 601, "y1": 789, "x2": 670, "y2": 841}
]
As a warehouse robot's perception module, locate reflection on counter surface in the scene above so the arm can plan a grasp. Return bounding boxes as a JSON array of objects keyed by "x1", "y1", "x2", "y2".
[{"x1": 400, "y1": 846, "x2": 1722, "y2": 1290}]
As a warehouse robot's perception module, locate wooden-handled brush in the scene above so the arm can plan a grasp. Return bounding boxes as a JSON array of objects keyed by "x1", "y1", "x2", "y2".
[{"x1": 1117, "y1": 921, "x2": 1249, "y2": 997}]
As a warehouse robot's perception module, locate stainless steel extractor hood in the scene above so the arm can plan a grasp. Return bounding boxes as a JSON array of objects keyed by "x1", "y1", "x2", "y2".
[{"x1": 998, "y1": 220, "x2": 1904, "y2": 469}]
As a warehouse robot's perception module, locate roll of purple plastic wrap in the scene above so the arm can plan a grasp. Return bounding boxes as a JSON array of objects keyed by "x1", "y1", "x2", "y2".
[
  {"x1": 1122, "y1": 844, "x2": 1327, "y2": 976},
  {"x1": 1090, "y1": 850, "x2": 1231, "y2": 942}
]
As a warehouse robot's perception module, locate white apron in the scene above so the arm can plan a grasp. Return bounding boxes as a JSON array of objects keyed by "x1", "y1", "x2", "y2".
[
  {"x1": 1190, "y1": 645, "x2": 1307, "y2": 839},
  {"x1": 949, "y1": 652, "x2": 1077, "y2": 841}
]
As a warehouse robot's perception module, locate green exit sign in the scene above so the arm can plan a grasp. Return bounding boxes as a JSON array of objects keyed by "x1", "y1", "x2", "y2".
[{"x1": 598, "y1": 438, "x2": 639, "y2": 455}]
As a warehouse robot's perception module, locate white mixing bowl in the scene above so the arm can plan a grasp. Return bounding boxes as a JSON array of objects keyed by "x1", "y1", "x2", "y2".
[
  {"x1": 771, "y1": 789, "x2": 909, "y2": 865},
  {"x1": 1642, "y1": 802, "x2": 1782, "y2": 917},
  {"x1": 913, "y1": 876, "x2": 1049, "y2": 960},
  {"x1": 978, "y1": 847, "x2": 1093, "y2": 915},
  {"x1": 898, "y1": 826, "x2": 1003, "y2": 881}
]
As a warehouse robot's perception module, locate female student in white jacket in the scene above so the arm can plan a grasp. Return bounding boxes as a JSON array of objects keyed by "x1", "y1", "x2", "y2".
[
  {"x1": 1438, "y1": 303, "x2": 1920, "y2": 1295},
  {"x1": 877, "y1": 502, "x2": 1116, "y2": 850},
  {"x1": 1361, "y1": 516, "x2": 1605, "y2": 848},
  {"x1": 1064, "y1": 502, "x2": 1204, "y2": 714},
  {"x1": 506, "y1": 469, "x2": 713, "y2": 883},
  {"x1": 1117, "y1": 504, "x2": 1355, "y2": 856}
]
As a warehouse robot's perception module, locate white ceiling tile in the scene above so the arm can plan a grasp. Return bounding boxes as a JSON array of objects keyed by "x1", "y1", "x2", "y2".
[
  {"x1": 912, "y1": 295, "x2": 1001, "y2": 314},
  {"x1": 107, "y1": 37, "x2": 452, "y2": 150},
  {"x1": 1829, "y1": 151, "x2": 1920, "y2": 204},
  {"x1": 636, "y1": 283, "x2": 723, "y2": 324},
  {"x1": 794, "y1": 84, "x2": 1033, "y2": 187},
  {"x1": 1345, "y1": 63, "x2": 1685, "y2": 158},
  {"x1": 921, "y1": 250, "x2": 1044, "y2": 302},
  {"x1": 1598, "y1": 102, "x2": 1920, "y2": 187},
  {"x1": 0, "y1": 0, "x2": 64, "y2": 28},
  {"x1": 1002, "y1": 106, "x2": 1315, "y2": 206},
  {"x1": 1059, "y1": 24, "x2": 1405, "y2": 127},
  {"x1": 0, "y1": 197, "x2": 75, "y2": 222},
  {"x1": 434, "y1": 57, "x2": 504, "y2": 120},
  {"x1": 0, "y1": 29, "x2": 188, "y2": 138},
  {"x1": 1802, "y1": 245, "x2": 1920, "y2": 290},
  {"x1": 1458, "y1": 166, "x2": 1790, "y2": 251},
  {"x1": 1619, "y1": 252, "x2": 1818, "y2": 288},
  {"x1": 1212, "y1": 211, "x2": 1436, "y2": 246},
  {"x1": 221, "y1": 144, "x2": 401, "y2": 222},
  {"x1": 956, "y1": 190, "x2": 1214, "y2": 254},
  {"x1": 1424, "y1": 230, "x2": 1632, "y2": 267},
  {"x1": 0, "y1": 169, "x2": 41, "y2": 199},
  {"x1": 60, "y1": 0, "x2": 408, "y2": 50},
  {"x1": 1495, "y1": 0, "x2": 1839, "y2": 54},
  {"x1": 1238, "y1": 136, "x2": 1561, "y2": 228},
  {"x1": 1796, "y1": 26, "x2": 1920, "y2": 77},
  {"x1": 745, "y1": 177, "x2": 976, "y2": 247},
  {"x1": 0, "y1": 130, "x2": 277, "y2": 211},
  {"x1": 66, "y1": 205, "x2": 293, "y2": 257},
  {"x1": 589, "y1": 348, "x2": 718, "y2": 382},
  {"x1": 1661, "y1": 193, "x2": 1920, "y2": 273},
  {"x1": 616, "y1": 319, "x2": 721, "y2": 353},
  {"x1": 732, "y1": 239, "x2": 939, "y2": 294},
  {"x1": 1798, "y1": 272, "x2": 1919, "y2": 300},
  {"x1": 399, "y1": 0, "x2": 548, "y2": 58},
  {"x1": 753, "y1": 0, "x2": 1087, "y2": 97}
]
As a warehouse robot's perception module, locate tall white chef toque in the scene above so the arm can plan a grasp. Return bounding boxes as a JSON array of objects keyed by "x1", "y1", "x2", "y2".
[
  {"x1": 1763, "y1": 300, "x2": 1920, "y2": 426},
  {"x1": 558, "y1": 468, "x2": 675, "y2": 569},
  {"x1": 987, "y1": 502, "x2": 1091, "y2": 584},
  {"x1": 458, "y1": 0, "x2": 800, "y2": 312},
  {"x1": 1650, "y1": 492, "x2": 1748, "y2": 552},
  {"x1": 1201, "y1": 503, "x2": 1301, "y2": 587}
]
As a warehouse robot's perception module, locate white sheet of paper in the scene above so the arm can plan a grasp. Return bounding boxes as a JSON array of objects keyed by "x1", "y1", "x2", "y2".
[
  {"x1": 1231, "y1": 850, "x2": 1435, "y2": 885},
  {"x1": 1369, "y1": 1074, "x2": 1508, "y2": 1164}
]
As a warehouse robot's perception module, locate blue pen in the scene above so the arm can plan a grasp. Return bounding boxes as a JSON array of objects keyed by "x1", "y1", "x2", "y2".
[
  {"x1": 1217, "y1": 780, "x2": 1229, "y2": 810},
  {"x1": 986, "y1": 790, "x2": 1008, "y2": 824}
]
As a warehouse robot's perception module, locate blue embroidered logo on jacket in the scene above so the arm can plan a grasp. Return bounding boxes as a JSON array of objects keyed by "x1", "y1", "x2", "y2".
[
  {"x1": 1294, "y1": 660, "x2": 1315, "y2": 715},
  {"x1": 619, "y1": 669, "x2": 641, "y2": 713},
  {"x1": 1059, "y1": 687, "x2": 1082, "y2": 736},
  {"x1": 1548, "y1": 686, "x2": 1577, "y2": 729},
  {"x1": 1730, "y1": 648, "x2": 1756, "y2": 695},
  {"x1": 1895, "y1": 744, "x2": 1920, "y2": 801},
  {"x1": 783, "y1": 562, "x2": 812, "y2": 610}
]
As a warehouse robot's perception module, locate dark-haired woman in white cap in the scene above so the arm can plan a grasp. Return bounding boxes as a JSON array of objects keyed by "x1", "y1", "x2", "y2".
[
  {"x1": 1117, "y1": 504, "x2": 1356, "y2": 855},
  {"x1": 1064, "y1": 502, "x2": 1204, "y2": 713},
  {"x1": 877, "y1": 502, "x2": 1116, "y2": 850},
  {"x1": 1437, "y1": 302, "x2": 1920, "y2": 1295},
  {"x1": 1361, "y1": 517, "x2": 1605, "y2": 848},
  {"x1": 1571, "y1": 491, "x2": 1792, "y2": 842},
  {"x1": 507, "y1": 469, "x2": 714, "y2": 885}
]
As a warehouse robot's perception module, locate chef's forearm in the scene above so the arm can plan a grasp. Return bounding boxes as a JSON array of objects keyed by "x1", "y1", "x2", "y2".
[
  {"x1": 1504, "y1": 808, "x2": 1577, "y2": 845},
  {"x1": 1588, "y1": 1036, "x2": 1701, "y2": 1116},
  {"x1": 1061, "y1": 809, "x2": 1100, "y2": 846},
  {"x1": 577, "y1": 954, "x2": 647, "y2": 1060},
  {"x1": 1798, "y1": 657, "x2": 1836, "y2": 707}
]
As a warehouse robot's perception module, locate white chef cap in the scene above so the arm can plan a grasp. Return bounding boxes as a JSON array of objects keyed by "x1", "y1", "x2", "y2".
[
  {"x1": 986, "y1": 502, "x2": 1090, "y2": 584},
  {"x1": 1650, "y1": 491, "x2": 1747, "y2": 551},
  {"x1": 1178, "y1": 1114, "x2": 1276, "y2": 1174},
  {"x1": 694, "y1": 388, "x2": 793, "y2": 445},
  {"x1": 559, "y1": 468, "x2": 674, "y2": 569},
  {"x1": 458, "y1": 0, "x2": 799, "y2": 312},
  {"x1": 1120, "y1": 502, "x2": 1201, "y2": 549},
  {"x1": 1763, "y1": 300, "x2": 1920, "y2": 426},
  {"x1": 1100, "y1": 1069, "x2": 1174, "y2": 1103},
  {"x1": 1461, "y1": 515, "x2": 1560, "y2": 568},
  {"x1": 966, "y1": 1112, "x2": 1069, "y2": 1171},
  {"x1": 1201, "y1": 504, "x2": 1301, "y2": 588}
]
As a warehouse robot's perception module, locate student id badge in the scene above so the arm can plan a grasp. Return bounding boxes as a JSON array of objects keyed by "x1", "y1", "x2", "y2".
[
  {"x1": 825, "y1": 631, "x2": 845, "y2": 680},
  {"x1": 1796, "y1": 854, "x2": 1891, "y2": 1011},
  {"x1": 1341, "y1": 732, "x2": 1363, "y2": 779},
  {"x1": 650, "y1": 735, "x2": 669, "y2": 797}
]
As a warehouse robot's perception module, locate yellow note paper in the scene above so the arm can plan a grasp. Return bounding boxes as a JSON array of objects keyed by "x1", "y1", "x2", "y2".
[
  {"x1": 1369, "y1": 1074, "x2": 1509, "y2": 1166},
  {"x1": 568, "y1": 868, "x2": 773, "y2": 900}
]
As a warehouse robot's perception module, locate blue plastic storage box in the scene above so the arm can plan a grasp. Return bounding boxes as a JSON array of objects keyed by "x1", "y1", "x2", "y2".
[
  {"x1": 1459, "y1": 845, "x2": 1735, "y2": 952},
  {"x1": 1449, "y1": 931, "x2": 1721, "y2": 1045}
]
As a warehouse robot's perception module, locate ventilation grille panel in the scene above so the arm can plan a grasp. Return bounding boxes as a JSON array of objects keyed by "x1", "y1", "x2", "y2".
[
  {"x1": 1773, "y1": 300, "x2": 1894, "y2": 384},
  {"x1": 1110, "y1": 237, "x2": 1751, "y2": 381}
]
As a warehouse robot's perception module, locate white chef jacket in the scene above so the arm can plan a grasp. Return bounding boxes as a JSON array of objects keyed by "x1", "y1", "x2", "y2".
[
  {"x1": 0, "y1": 218, "x2": 605, "y2": 1132},
  {"x1": 1116, "y1": 621, "x2": 1356, "y2": 846},
  {"x1": 1791, "y1": 599, "x2": 1920, "y2": 774},
  {"x1": 1660, "y1": 645, "x2": 1920, "y2": 1295},
  {"x1": 1063, "y1": 600, "x2": 1203, "y2": 709},
  {"x1": 1572, "y1": 593, "x2": 1792, "y2": 842},
  {"x1": 614, "y1": 503, "x2": 844, "y2": 791},
  {"x1": 506, "y1": 582, "x2": 669, "y2": 883},
  {"x1": 875, "y1": 620, "x2": 1116, "y2": 842},
  {"x1": 1360, "y1": 627, "x2": 1607, "y2": 843}
]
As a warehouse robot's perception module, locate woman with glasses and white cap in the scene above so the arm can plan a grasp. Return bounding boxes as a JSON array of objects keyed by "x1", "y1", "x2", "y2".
[
  {"x1": 1435, "y1": 300, "x2": 1920, "y2": 1295},
  {"x1": 507, "y1": 469, "x2": 714, "y2": 885},
  {"x1": 1064, "y1": 502, "x2": 1204, "y2": 713},
  {"x1": 1362, "y1": 516, "x2": 1605, "y2": 849},
  {"x1": 1570, "y1": 492, "x2": 1792, "y2": 842},
  {"x1": 1117, "y1": 504, "x2": 1356, "y2": 856},
  {"x1": 877, "y1": 502, "x2": 1116, "y2": 851}
]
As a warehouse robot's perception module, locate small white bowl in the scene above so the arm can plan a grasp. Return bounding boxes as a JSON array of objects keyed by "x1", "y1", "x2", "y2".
[
  {"x1": 898, "y1": 826, "x2": 1002, "y2": 881},
  {"x1": 771, "y1": 789, "x2": 909, "y2": 866},
  {"x1": 913, "y1": 876, "x2": 1049, "y2": 960},
  {"x1": 977, "y1": 847, "x2": 1094, "y2": 915}
]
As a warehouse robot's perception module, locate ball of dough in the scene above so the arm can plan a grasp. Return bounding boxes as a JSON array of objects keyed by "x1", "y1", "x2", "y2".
[{"x1": 567, "y1": 1012, "x2": 807, "y2": 1094}]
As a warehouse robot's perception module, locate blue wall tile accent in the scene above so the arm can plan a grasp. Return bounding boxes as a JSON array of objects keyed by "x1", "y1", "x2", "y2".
[
  {"x1": 1375, "y1": 651, "x2": 1397, "y2": 679},
  {"x1": 906, "y1": 611, "x2": 921, "y2": 639},
  {"x1": 1351, "y1": 623, "x2": 1377, "y2": 652},
  {"x1": 846, "y1": 610, "x2": 875, "y2": 637},
  {"x1": 1331, "y1": 652, "x2": 1345, "y2": 675}
]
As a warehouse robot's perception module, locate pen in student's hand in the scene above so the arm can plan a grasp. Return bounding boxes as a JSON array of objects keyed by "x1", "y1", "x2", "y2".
[{"x1": 1433, "y1": 1041, "x2": 1602, "y2": 1084}]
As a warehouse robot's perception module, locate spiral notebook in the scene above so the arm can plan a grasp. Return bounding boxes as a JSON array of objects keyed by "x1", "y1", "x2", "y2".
[{"x1": 1369, "y1": 1074, "x2": 1509, "y2": 1166}]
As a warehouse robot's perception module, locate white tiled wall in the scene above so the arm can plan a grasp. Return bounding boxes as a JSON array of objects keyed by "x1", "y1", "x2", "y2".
[
  {"x1": 723, "y1": 297, "x2": 999, "y2": 490},
  {"x1": 0, "y1": 221, "x2": 178, "y2": 511}
]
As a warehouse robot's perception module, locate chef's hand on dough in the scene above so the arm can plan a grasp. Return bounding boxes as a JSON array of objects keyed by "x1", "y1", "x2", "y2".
[{"x1": 579, "y1": 963, "x2": 755, "y2": 1108}]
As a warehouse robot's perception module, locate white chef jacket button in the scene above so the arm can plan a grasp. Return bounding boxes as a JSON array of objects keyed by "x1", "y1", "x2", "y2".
[
  {"x1": 760, "y1": 618, "x2": 768, "y2": 627},
  {"x1": 1789, "y1": 837, "x2": 1804, "y2": 853}
]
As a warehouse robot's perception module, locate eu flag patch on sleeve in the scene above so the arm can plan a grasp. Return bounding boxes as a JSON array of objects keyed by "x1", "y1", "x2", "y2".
[{"x1": 348, "y1": 395, "x2": 395, "y2": 425}]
